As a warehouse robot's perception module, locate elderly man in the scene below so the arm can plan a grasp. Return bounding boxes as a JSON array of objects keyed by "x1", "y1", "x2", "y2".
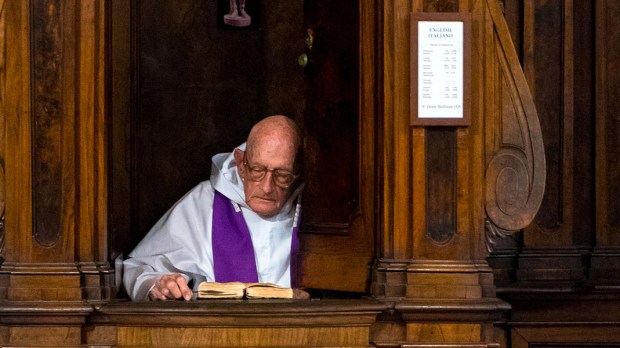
[{"x1": 123, "y1": 115, "x2": 307, "y2": 301}]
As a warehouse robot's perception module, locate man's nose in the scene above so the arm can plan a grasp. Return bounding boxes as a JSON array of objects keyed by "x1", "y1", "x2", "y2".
[{"x1": 259, "y1": 171, "x2": 275, "y2": 193}]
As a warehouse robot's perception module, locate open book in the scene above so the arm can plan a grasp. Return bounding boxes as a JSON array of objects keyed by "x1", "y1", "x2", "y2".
[{"x1": 197, "y1": 281, "x2": 293, "y2": 299}]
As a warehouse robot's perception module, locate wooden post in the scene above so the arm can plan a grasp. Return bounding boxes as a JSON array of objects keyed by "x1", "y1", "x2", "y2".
[
  {"x1": 0, "y1": 0, "x2": 112, "y2": 303},
  {"x1": 371, "y1": 0, "x2": 545, "y2": 346}
]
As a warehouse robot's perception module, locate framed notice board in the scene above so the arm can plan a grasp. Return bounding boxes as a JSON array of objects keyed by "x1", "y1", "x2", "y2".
[{"x1": 410, "y1": 12, "x2": 471, "y2": 126}]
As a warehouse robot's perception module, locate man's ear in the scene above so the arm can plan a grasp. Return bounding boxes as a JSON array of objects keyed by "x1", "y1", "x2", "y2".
[{"x1": 233, "y1": 148, "x2": 245, "y2": 175}]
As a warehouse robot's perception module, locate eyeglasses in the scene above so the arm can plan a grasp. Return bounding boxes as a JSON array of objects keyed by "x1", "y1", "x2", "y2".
[{"x1": 243, "y1": 156, "x2": 298, "y2": 189}]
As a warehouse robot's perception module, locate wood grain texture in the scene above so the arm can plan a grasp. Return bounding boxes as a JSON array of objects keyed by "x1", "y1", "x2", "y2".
[
  {"x1": 0, "y1": 0, "x2": 6, "y2": 261},
  {"x1": 31, "y1": 0, "x2": 62, "y2": 248},
  {"x1": 0, "y1": 0, "x2": 111, "y2": 301},
  {"x1": 3, "y1": 0, "x2": 32, "y2": 266},
  {"x1": 299, "y1": 0, "x2": 376, "y2": 292},
  {"x1": 118, "y1": 326, "x2": 371, "y2": 347},
  {"x1": 8, "y1": 326, "x2": 81, "y2": 346},
  {"x1": 407, "y1": 323, "x2": 481, "y2": 343},
  {"x1": 88, "y1": 299, "x2": 386, "y2": 347},
  {"x1": 76, "y1": 0, "x2": 108, "y2": 263}
]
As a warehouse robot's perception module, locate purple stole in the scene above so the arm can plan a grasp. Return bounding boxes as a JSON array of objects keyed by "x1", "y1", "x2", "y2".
[{"x1": 212, "y1": 190, "x2": 301, "y2": 287}]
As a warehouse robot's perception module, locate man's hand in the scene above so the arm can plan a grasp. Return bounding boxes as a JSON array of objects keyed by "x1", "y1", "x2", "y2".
[{"x1": 149, "y1": 273, "x2": 193, "y2": 301}]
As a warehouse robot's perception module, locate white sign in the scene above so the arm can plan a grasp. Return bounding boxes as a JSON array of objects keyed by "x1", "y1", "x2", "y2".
[{"x1": 417, "y1": 21, "x2": 464, "y2": 119}]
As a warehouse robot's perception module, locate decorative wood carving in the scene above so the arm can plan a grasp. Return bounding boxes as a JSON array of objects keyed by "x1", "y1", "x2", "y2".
[{"x1": 483, "y1": 0, "x2": 546, "y2": 245}]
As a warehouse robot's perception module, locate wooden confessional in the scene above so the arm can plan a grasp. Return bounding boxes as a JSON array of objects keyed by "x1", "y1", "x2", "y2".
[{"x1": 1, "y1": 0, "x2": 619, "y2": 347}]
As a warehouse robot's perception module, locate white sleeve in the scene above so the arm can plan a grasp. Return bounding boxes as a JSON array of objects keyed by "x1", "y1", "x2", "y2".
[{"x1": 122, "y1": 181, "x2": 215, "y2": 301}]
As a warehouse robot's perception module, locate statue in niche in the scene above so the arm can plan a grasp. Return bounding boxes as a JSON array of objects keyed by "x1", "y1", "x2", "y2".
[{"x1": 224, "y1": 0, "x2": 251, "y2": 27}]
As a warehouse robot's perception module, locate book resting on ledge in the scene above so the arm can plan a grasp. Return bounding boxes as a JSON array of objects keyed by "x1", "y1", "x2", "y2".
[{"x1": 197, "y1": 281, "x2": 294, "y2": 299}]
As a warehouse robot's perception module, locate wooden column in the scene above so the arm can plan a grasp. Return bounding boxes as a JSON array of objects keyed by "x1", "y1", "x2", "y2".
[
  {"x1": 371, "y1": 0, "x2": 545, "y2": 346},
  {"x1": 0, "y1": 1, "x2": 110, "y2": 344},
  {"x1": 590, "y1": 0, "x2": 620, "y2": 287},
  {"x1": 0, "y1": 0, "x2": 112, "y2": 303}
]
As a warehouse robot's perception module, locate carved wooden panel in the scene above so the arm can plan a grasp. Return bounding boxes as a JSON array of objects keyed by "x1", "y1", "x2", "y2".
[
  {"x1": 0, "y1": 0, "x2": 112, "y2": 301},
  {"x1": 483, "y1": 0, "x2": 545, "y2": 242},
  {"x1": 486, "y1": 0, "x2": 602, "y2": 286},
  {"x1": 31, "y1": 0, "x2": 63, "y2": 247},
  {"x1": 519, "y1": 0, "x2": 593, "y2": 251},
  {"x1": 425, "y1": 129, "x2": 457, "y2": 245}
]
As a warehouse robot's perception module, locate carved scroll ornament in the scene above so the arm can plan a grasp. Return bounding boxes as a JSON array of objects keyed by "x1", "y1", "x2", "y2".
[{"x1": 483, "y1": 0, "x2": 546, "y2": 247}]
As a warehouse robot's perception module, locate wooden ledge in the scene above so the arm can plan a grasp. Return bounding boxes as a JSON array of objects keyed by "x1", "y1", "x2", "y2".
[
  {"x1": 394, "y1": 298, "x2": 511, "y2": 322},
  {"x1": 0, "y1": 301, "x2": 93, "y2": 325},
  {"x1": 90, "y1": 298, "x2": 390, "y2": 327}
]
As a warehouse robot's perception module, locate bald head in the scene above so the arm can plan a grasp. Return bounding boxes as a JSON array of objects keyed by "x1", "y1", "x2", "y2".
[
  {"x1": 246, "y1": 115, "x2": 302, "y2": 172},
  {"x1": 234, "y1": 115, "x2": 303, "y2": 217}
]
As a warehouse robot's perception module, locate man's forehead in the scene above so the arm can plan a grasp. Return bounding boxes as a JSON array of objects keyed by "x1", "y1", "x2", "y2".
[{"x1": 246, "y1": 146, "x2": 295, "y2": 169}]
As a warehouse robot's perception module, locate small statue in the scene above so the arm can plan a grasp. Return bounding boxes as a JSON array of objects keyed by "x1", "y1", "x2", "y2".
[{"x1": 224, "y1": 0, "x2": 251, "y2": 27}]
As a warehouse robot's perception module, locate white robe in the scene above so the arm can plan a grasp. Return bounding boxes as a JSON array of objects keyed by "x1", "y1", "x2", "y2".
[{"x1": 123, "y1": 143, "x2": 302, "y2": 301}]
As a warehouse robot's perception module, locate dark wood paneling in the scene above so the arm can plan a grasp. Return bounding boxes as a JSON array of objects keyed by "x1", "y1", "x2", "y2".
[
  {"x1": 134, "y1": 0, "x2": 261, "y2": 236},
  {"x1": 598, "y1": 0, "x2": 620, "y2": 238},
  {"x1": 298, "y1": 0, "x2": 375, "y2": 292},
  {"x1": 590, "y1": 0, "x2": 620, "y2": 284},
  {"x1": 425, "y1": 128, "x2": 456, "y2": 244},
  {"x1": 571, "y1": 0, "x2": 595, "y2": 248},
  {"x1": 529, "y1": 0, "x2": 564, "y2": 237},
  {"x1": 31, "y1": 0, "x2": 62, "y2": 247},
  {"x1": 130, "y1": 0, "x2": 304, "y2": 238},
  {"x1": 505, "y1": 0, "x2": 586, "y2": 283},
  {"x1": 503, "y1": 0, "x2": 523, "y2": 62},
  {"x1": 302, "y1": 0, "x2": 359, "y2": 235}
]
